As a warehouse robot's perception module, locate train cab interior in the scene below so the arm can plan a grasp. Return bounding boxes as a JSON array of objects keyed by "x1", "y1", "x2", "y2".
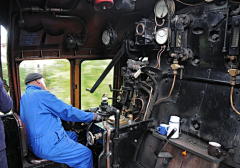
[{"x1": 0, "y1": 0, "x2": 240, "y2": 167}]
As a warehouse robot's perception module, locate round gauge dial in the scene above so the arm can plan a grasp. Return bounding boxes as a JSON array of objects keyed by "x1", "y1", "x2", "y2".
[
  {"x1": 102, "y1": 30, "x2": 111, "y2": 46},
  {"x1": 154, "y1": 0, "x2": 168, "y2": 18},
  {"x1": 102, "y1": 26, "x2": 117, "y2": 46},
  {"x1": 154, "y1": 0, "x2": 175, "y2": 18},
  {"x1": 155, "y1": 28, "x2": 168, "y2": 44}
]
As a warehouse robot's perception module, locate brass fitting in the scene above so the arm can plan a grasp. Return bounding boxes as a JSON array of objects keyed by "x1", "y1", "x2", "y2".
[
  {"x1": 228, "y1": 69, "x2": 240, "y2": 77},
  {"x1": 171, "y1": 60, "x2": 184, "y2": 70},
  {"x1": 230, "y1": 77, "x2": 236, "y2": 86}
]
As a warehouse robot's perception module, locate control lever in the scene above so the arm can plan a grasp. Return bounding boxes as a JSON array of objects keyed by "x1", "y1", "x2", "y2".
[
  {"x1": 154, "y1": 128, "x2": 177, "y2": 157},
  {"x1": 109, "y1": 84, "x2": 122, "y2": 92}
]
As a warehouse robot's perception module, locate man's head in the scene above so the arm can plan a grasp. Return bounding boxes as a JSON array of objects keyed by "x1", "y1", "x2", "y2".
[{"x1": 25, "y1": 73, "x2": 46, "y2": 90}]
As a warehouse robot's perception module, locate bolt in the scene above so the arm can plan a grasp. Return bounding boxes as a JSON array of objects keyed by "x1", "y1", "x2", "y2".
[
  {"x1": 163, "y1": 159, "x2": 168, "y2": 165},
  {"x1": 228, "y1": 149, "x2": 235, "y2": 154}
]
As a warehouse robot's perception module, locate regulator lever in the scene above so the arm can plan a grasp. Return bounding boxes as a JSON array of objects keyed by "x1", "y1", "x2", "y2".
[{"x1": 154, "y1": 128, "x2": 177, "y2": 157}]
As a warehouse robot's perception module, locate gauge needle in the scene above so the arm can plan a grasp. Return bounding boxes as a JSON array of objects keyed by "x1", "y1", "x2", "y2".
[{"x1": 161, "y1": 7, "x2": 165, "y2": 17}]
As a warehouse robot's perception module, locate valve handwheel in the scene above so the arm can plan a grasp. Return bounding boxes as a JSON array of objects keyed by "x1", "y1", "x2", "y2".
[{"x1": 86, "y1": 131, "x2": 95, "y2": 146}]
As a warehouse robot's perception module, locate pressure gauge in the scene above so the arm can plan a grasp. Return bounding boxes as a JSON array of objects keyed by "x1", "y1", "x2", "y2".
[
  {"x1": 102, "y1": 26, "x2": 117, "y2": 46},
  {"x1": 154, "y1": 0, "x2": 175, "y2": 18},
  {"x1": 155, "y1": 28, "x2": 168, "y2": 45},
  {"x1": 102, "y1": 30, "x2": 111, "y2": 45}
]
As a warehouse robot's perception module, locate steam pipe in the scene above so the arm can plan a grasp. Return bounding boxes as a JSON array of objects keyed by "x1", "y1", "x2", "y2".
[
  {"x1": 102, "y1": 119, "x2": 111, "y2": 168},
  {"x1": 163, "y1": 72, "x2": 240, "y2": 87},
  {"x1": 143, "y1": 71, "x2": 159, "y2": 120},
  {"x1": 55, "y1": 15, "x2": 87, "y2": 46},
  {"x1": 134, "y1": 98, "x2": 144, "y2": 121},
  {"x1": 22, "y1": 0, "x2": 81, "y2": 13},
  {"x1": 142, "y1": 81, "x2": 153, "y2": 120}
]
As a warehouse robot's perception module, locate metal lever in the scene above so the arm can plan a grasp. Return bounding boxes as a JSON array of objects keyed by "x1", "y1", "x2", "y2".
[
  {"x1": 109, "y1": 84, "x2": 121, "y2": 92},
  {"x1": 154, "y1": 128, "x2": 177, "y2": 157},
  {"x1": 87, "y1": 43, "x2": 125, "y2": 93}
]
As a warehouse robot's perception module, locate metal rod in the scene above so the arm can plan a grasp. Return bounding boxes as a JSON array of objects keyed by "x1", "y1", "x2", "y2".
[
  {"x1": 0, "y1": 25, "x2": 2, "y2": 79},
  {"x1": 222, "y1": 0, "x2": 229, "y2": 52}
]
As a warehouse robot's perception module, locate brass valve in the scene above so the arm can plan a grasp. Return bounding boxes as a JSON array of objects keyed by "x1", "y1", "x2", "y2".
[
  {"x1": 228, "y1": 69, "x2": 240, "y2": 86},
  {"x1": 228, "y1": 69, "x2": 240, "y2": 77},
  {"x1": 171, "y1": 60, "x2": 184, "y2": 70},
  {"x1": 171, "y1": 60, "x2": 184, "y2": 78}
]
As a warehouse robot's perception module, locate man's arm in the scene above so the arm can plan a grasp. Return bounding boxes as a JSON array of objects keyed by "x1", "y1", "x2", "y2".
[
  {"x1": 0, "y1": 78, "x2": 13, "y2": 113},
  {"x1": 40, "y1": 91, "x2": 94, "y2": 123}
]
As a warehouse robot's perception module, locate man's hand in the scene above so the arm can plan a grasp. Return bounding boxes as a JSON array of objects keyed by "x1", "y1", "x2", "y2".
[{"x1": 93, "y1": 113, "x2": 102, "y2": 122}]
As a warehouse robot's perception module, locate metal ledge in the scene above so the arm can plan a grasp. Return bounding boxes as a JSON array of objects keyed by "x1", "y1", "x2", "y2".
[{"x1": 151, "y1": 129, "x2": 226, "y2": 163}]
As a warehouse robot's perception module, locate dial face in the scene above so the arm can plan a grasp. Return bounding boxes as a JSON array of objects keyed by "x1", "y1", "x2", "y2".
[
  {"x1": 102, "y1": 30, "x2": 111, "y2": 45},
  {"x1": 154, "y1": 0, "x2": 168, "y2": 18},
  {"x1": 156, "y1": 28, "x2": 168, "y2": 44}
]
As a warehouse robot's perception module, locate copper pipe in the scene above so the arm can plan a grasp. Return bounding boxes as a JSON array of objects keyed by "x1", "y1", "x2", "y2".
[
  {"x1": 142, "y1": 81, "x2": 153, "y2": 120},
  {"x1": 230, "y1": 86, "x2": 240, "y2": 115},
  {"x1": 154, "y1": 74, "x2": 176, "y2": 106},
  {"x1": 157, "y1": 47, "x2": 165, "y2": 69},
  {"x1": 134, "y1": 98, "x2": 144, "y2": 121},
  {"x1": 154, "y1": 16, "x2": 165, "y2": 33},
  {"x1": 154, "y1": 49, "x2": 162, "y2": 69},
  {"x1": 102, "y1": 119, "x2": 111, "y2": 168}
]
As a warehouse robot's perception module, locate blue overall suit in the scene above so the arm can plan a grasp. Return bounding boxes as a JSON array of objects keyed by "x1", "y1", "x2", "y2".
[
  {"x1": 0, "y1": 78, "x2": 13, "y2": 168},
  {"x1": 20, "y1": 85, "x2": 94, "y2": 168}
]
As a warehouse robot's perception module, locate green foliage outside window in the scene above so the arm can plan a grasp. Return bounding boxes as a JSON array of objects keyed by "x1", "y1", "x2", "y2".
[
  {"x1": 81, "y1": 60, "x2": 113, "y2": 110},
  {"x1": 19, "y1": 59, "x2": 71, "y2": 104}
]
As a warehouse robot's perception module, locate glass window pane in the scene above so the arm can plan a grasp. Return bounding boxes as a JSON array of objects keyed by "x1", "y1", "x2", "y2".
[
  {"x1": 81, "y1": 60, "x2": 113, "y2": 109},
  {"x1": 1, "y1": 26, "x2": 8, "y2": 85},
  {"x1": 19, "y1": 59, "x2": 71, "y2": 104}
]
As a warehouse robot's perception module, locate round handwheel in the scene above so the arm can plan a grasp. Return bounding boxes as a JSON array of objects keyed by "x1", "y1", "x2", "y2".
[{"x1": 86, "y1": 131, "x2": 95, "y2": 146}]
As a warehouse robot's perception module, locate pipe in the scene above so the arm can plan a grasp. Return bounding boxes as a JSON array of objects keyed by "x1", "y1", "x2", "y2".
[
  {"x1": 230, "y1": 86, "x2": 240, "y2": 115},
  {"x1": 22, "y1": 0, "x2": 81, "y2": 13},
  {"x1": 55, "y1": 15, "x2": 87, "y2": 46},
  {"x1": 134, "y1": 98, "x2": 144, "y2": 121},
  {"x1": 142, "y1": 81, "x2": 153, "y2": 120},
  {"x1": 102, "y1": 119, "x2": 111, "y2": 168},
  {"x1": 154, "y1": 74, "x2": 176, "y2": 106},
  {"x1": 163, "y1": 72, "x2": 240, "y2": 87},
  {"x1": 143, "y1": 71, "x2": 159, "y2": 120}
]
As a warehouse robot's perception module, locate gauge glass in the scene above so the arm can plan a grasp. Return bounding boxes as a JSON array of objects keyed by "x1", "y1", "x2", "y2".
[
  {"x1": 154, "y1": 0, "x2": 168, "y2": 18},
  {"x1": 102, "y1": 30, "x2": 111, "y2": 45},
  {"x1": 156, "y1": 28, "x2": 168, "y2": 44}
]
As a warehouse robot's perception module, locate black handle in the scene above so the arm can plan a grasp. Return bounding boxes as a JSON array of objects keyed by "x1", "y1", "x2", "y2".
[
  {"x1": 166, "y1": 128, "x2": 177, "y2": 140},
  {"x1": 154, "y1": 128, "x2": 177, "y2": 156}
]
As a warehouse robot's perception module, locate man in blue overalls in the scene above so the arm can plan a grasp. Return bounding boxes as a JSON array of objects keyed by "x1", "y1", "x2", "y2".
[
  {"x1": 20, "y1": 73, "x2": 99, "y2": 168},
  {"x1": 0, "y1": 78, "x2": 13, "y2": 168}
]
